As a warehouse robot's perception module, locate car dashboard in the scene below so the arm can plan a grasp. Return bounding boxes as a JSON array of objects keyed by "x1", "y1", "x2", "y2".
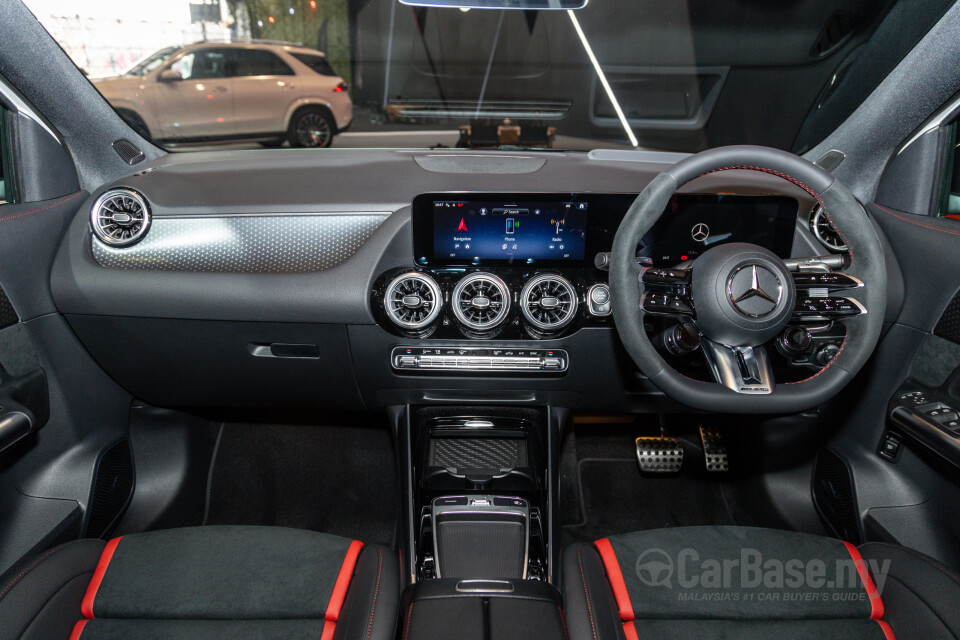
[{"x1": 50, "y1": 149, "x2": 850, "y2": 412}]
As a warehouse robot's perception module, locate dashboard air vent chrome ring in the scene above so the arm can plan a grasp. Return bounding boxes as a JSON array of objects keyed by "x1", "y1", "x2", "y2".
[
  {"x1": 384, "y1": 272, "x2": 443, "y2": 330},
  {"x1": 452, "y1": 272, "x2": 511, "y2": 331},
  {"x1": 90, "y1": 188, "x2": 151, "y2": 247},
  {"x1": 520, "y1": 274, "x2": 579, "y2": 331},
  {"x1": 810, "y1": 206, "x2": 846, "y2": 252}
]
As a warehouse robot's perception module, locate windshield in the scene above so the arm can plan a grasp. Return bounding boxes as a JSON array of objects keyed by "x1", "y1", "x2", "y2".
[{"x1": 22, "y1": 0, "x2": 953, "y2": 153}]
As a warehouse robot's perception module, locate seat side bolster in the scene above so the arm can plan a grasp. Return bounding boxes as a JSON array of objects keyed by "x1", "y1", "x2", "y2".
[
  {"x1": 332, "y1": 544, "x2": 399, "y2": 640},
  {"x1": 0, "y1": 539, "x2": 105, "y2": 639},
  {"x1": 561, "y1": 543, "x2": 627, "y2": 640},
  {"x1": 858, "y1": 542, "x2": 960, "y2": 640}
]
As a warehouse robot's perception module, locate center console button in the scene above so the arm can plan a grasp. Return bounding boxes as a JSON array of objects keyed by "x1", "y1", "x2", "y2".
[{"x1": 435, "y1": 496, "x2": 468, "y2": 506}]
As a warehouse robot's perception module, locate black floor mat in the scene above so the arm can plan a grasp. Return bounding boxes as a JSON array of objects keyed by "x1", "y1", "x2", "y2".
[
  {"x1": 561, "y1": 458, "x2": 742, "y2": 545},
  {"x1": 204, "y1": 421, "x2": 396, "y2": 545}
]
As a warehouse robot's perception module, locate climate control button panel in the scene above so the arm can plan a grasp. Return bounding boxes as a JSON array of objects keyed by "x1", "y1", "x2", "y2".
[{"x1": 392, "y1": 346, "x2": 568, "y2": 373}]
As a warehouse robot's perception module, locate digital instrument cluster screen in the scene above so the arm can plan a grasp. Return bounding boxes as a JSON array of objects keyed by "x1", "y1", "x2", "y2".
[
  {"x1": 638, "y1": 195, "x2": 797, "y2": 267},
  {"x1": 427, "y1": 199, "x2": 588, "y2": 262}
]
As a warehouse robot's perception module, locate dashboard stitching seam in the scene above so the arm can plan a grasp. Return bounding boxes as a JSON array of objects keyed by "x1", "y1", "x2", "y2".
[
  {"x1": 870, "y1": 202, "x2": 960, "y2": 237},
  {"x1": 0, "y1": 191, "x2": 84, "y2": 223}
]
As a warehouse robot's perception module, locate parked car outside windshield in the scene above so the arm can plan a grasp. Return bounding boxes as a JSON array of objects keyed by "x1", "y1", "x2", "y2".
[{"x1": 92, "y1": 42, "x2": 352, "y2": 148}]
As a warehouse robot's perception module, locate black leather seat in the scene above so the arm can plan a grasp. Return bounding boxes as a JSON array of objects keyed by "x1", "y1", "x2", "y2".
[
  {"x1": 563, "y1": 526, "x2": 960, "y2": 640},
  {"x1": 0, "y1": 525, "x2": 398, "y2": 640}
]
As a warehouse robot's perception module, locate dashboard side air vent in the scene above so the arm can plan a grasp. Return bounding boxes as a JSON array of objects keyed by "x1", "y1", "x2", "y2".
[
  {"x1": 90, "y1": 188, "x2": 151, "y2": 247},
  {"x1": 452, "y1": 272, "x2": 511, "y2": 332},
  {"x1": 520, "y1": 274, "x2": 578, "y2": 331},
  {"x1": 384, "y1": 272, "x2": 443, "y2": 330},
  {"x1": 810, "y1": 206, "x2": 846, "y2": 252}
]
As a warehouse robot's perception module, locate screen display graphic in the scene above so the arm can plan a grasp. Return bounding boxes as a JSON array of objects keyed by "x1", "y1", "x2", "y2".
[{"x1": 431, "y1": 199, "x2": 588, "y2": 262}]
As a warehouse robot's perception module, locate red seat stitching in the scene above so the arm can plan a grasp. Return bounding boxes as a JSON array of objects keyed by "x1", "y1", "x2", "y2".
[
  {"x1": 401, "y1": 601, "x2": 414, "y2": 640},
  {"x1": 577, "y1": 545, "x2": 599, "y2": 640},
  {"x1": 364, "y1": 547, "x2": 383, "y2": 640}
]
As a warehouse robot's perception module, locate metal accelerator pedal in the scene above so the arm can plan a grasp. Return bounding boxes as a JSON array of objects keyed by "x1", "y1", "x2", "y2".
[
  {"x1": 635, "y1": 436, "x2": 684, "y2": 473},
  {"x1": 699, "y1": 426, "x2": 729, "y2": 472}
]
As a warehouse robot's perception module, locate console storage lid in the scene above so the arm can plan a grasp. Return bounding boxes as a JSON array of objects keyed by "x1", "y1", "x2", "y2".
[{"x1": 400, "y1": 579, "x2": 566, "y2": 640}]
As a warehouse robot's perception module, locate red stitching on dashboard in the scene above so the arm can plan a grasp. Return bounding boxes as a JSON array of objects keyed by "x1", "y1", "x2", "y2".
[
  {"x1": 0, "y1": 191, "x2": 84, "y2": 223},
  {"x1": 871, "y1": 202, "x2": 960, "y2": 237},
  {"x1": 694, "y1": 165, "x2": 854, "y2": 261}
]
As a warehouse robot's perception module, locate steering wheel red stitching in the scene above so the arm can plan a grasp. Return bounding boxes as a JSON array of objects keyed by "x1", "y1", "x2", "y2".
[{"x1": 694, "y1": 165, "x2": 854, "y2": 261}]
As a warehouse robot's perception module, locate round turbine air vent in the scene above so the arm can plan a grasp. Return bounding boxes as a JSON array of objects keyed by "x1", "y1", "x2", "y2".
[
  {"x1": 384, "y1": 272, "x2": 443, "y2": 330},
  {"x1": 810, "y1": 206, "x2": 846, "y2": 252},
  {"x1": 520, "y1": 274, "x2": 578, "y2": 331},
  {"x1": 91, "y1": 188, "x2": 151, "y2": 247},
  {"x1": 452, "y1": 272, "x2": 511, "y2": 332}
]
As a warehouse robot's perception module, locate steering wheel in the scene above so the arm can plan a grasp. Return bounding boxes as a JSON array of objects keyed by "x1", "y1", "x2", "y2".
[{"x1": 610, "y1": 146, "x2": 887, "y2": 414}]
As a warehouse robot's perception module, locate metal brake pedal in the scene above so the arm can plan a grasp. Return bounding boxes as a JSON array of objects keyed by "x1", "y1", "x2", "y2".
[
  {"x1": 699, "y1": 426, "x2": 729, "y2": 472},
  {"x1": 635, "y1": 436, "x2": 684, "y2": 473}
]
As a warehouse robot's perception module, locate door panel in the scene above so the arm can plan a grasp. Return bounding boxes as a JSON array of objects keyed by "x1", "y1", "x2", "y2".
[{"x1": 815, "y1": 203, "x2": 960, "y2": 569}]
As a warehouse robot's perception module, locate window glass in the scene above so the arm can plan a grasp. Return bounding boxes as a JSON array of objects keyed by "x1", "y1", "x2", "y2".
[
  {"x1": 22, "y1": 0, "x2": 955, "y2": 152},
  {"x1": 170, "y1": 50, "x2": 230, "y2": 80},
  {"x1": 232, "y1": 49, "x2": 294, "y2": 77},
  {"x1": 290, "y1": 53, "x2": 338, "y2": 77}
]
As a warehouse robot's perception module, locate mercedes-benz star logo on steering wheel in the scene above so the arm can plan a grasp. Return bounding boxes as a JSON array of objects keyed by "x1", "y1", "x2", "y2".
[
  {"x1": 691, "y1": 223, "x2": 710, "y2": 242},
  {"x1": 728, "y1": 264, "x2": 783, "y2": 317}
]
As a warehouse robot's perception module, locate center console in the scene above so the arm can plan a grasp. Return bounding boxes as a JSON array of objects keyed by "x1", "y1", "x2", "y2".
[{"x1": 394, "y1": 405, "x2": 568, "y2": 639}]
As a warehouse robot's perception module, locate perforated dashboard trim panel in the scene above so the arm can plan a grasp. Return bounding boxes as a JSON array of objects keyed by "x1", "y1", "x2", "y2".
[
  {"x1": 0, "y1": 286, "x2": 19, "y2": 330},
  {"x1": 935, "y1": 290, "x2": 960, "y2": 345},
  {"x1": 91, "y1": 213, "x2": 388, "y2": 273}
]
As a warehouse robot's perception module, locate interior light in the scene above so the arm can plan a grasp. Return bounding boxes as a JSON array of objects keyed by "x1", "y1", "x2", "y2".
[{"x1": 567, "y1": 10, "x2": 638, "y2": 148}]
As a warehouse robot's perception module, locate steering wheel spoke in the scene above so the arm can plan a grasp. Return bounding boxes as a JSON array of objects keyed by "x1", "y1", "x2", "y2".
[{"x1": 701, "y1": 340, "x2": 775, "y2": 395}]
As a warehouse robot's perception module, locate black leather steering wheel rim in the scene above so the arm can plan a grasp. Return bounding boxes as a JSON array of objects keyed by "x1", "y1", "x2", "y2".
[{"x1": 610, "y1": 145, "x2": 887, "y2": 414}]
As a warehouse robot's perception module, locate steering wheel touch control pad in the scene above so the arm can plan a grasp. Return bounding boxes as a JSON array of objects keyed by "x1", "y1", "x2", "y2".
[{"x1": 691, "y1": 243, "x2": 796, "y2": 347}]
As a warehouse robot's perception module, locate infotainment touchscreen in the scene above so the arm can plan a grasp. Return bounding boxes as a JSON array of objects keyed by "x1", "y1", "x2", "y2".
[{"x1": 428, "y1": 198, "x2": 588, "y2": 262}]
